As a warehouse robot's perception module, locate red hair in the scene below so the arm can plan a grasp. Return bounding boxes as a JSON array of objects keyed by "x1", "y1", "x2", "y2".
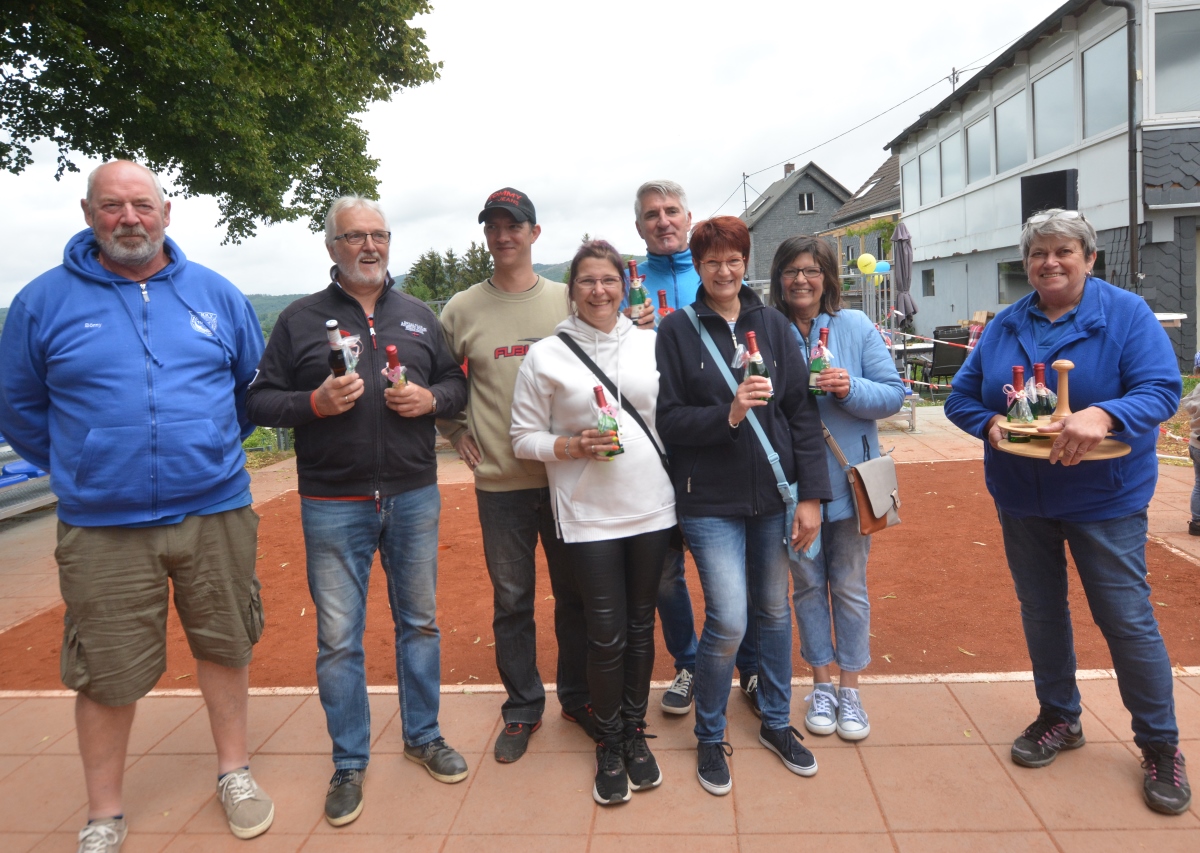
[{"x1": 689, "y1": 216, "x2": 751, "y2": 269}]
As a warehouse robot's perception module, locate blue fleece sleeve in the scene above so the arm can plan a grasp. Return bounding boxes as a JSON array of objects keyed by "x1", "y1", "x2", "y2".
[
  {"x1": 1096, "y1": 300, "x2": 1182, "y2": 435},
  {"x1": 943, "y1": 325, "x2": 994, "y2": 439},
  {"x1": 837, "y1": 316, "x2": 906, "y2": 421},
  {"x1": 0, "y1": 298, "x2": 52, "y2": 471},
  {"x1": 231, "y1": 295, "x2": 266, "y2": 440}
]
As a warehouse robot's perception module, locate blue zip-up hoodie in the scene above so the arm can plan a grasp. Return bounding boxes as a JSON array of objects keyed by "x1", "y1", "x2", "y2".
[
  {"x1": 622, "y1": 249, "x2": 701, "y2": 316},
  {"x1": 944, "y1": 276, "x2": 1180, "y2": 521},
  {"x1": 0, "y1": 229, "x2": 264, "y2": 526},
  {"x1": 790, "y1": 309, "x2": 906, "y2": 523}
]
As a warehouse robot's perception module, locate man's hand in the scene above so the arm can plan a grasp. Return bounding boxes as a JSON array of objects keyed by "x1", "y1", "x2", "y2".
[
  {"x1": 791, "y1": 499, "x2": 821, "y2": 555},
  {"x1": 1039, "y1": 406, "x2": 1114, "y2": 466},
  {"x1": 729, "y1": 376, "x2": 772, "y2": 426},
  {"x1": 453, "y1": 432, "x2": 482, "y2": 470},
  {"x1": 385, "y1": 382, "x2": 437, "y2": 418},
  {"x1": 313, "y1": 372, "x2": 364, "y2": 417}
]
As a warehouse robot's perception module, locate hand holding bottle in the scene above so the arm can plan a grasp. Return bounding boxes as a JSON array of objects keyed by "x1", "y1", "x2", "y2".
[
  {"x1": 570, "y1": 428, "x2": 622, "y2": 461},
  {"x1": 729, "y1": 375, "x2": 772, "y2": 426},
  {"x1": 385, "y1": 381, "x2": 437, "y2": 419},
  {"x1": 313, "y1": 372, "x2": 363, "y2": 417},
  {"x1": 815, "y1": 367, "x2": 851, "y2": 399}
]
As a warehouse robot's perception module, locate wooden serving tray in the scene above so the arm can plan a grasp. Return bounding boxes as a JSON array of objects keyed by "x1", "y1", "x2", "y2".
[
  {"x1": 1002, "y1": 417, "x2": 1114, "y2": 438},
  {"x1": 997, "y1": 438, "x2": 1130, "y2": 460}
]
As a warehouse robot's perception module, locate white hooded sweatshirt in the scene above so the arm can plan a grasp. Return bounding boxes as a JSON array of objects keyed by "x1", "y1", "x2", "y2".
[{"x1": 510, "y1": 313, "x2": 676, "y2": 543}]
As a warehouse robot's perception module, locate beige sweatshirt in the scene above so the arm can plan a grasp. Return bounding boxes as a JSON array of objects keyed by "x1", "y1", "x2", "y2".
[{"x1": 437, "y1": 276, "x2": 569, "y2": 492}]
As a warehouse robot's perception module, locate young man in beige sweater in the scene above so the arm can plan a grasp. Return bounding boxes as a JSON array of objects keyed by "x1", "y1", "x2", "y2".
[{"x1": 437, "y1": 188, "x2": 591, "y2": 763}]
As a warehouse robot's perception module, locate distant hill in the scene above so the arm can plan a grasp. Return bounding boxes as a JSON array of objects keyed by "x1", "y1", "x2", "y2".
[
  {"x1": 0, "y1": 306, "x2": 6, "y2": 330},
  {"x1": 534, "y1": 254, "x2": 647, "y2": 286},
  {"x1": 245, "y1": 294, "x2": 307, "y2": 338}
]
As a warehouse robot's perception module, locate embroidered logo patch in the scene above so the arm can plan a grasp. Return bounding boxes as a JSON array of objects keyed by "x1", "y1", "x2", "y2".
[
  {"x1": 189, "y1": 311, "x2": 218, "y2": 336},
  {"x1": 400, "y1": 321, "x2": 427, "y2": 336}
]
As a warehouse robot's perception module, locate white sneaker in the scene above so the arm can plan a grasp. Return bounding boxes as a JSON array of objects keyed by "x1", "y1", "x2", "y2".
[
  {"x1": 217, "y1": 767, "x2": 275, "y2": 839},
  {"x1": 804, "y1": 683, "x2": 838, "y2": 735},
  {"x1": 836, "y1": 687, "x2": 870, "y2": 741},
  {"x1": 77, "y1": 817, "x2": 127, "y2": 853}
]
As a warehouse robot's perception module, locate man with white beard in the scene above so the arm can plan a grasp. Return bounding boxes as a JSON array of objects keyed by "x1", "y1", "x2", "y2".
[
  {"x1": 0, "y1": 160, "x2": 272, "y2": 852},
  {"x1": 246, "y1": 196, "x2": 469, "y2": 828}
]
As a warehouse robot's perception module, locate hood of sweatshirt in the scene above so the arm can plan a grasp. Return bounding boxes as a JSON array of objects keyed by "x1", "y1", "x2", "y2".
[
  {"x1": 553, "y1": 313, "x2": 635, "y2": 411},
  {"x1": 64, "y1": 228, "x2": 186, "y2": 283}
]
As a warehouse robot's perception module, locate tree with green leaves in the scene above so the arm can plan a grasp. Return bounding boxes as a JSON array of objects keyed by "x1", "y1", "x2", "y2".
[
  {"x1": 1, "y1": 1, "x2": 439, "y2": 242},
  {"x1": 403, "y1": 242, "x2": 492, "y2": 309}
]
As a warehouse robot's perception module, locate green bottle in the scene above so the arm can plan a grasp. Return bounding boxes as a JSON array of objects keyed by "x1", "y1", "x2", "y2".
[
  {"x1": 808, "y1": 327, "x2": 831, "y2": 397},
  {"x1": 1006, "y1": 365, "x2": 1033, "y2": 443},
  {"x1": 594, "y1": 386, "x2": 624, "y2": 457},
  {"x1": 745, "y1": 331, "x2": 774, "y2": 401},
  {"x1": 627, "y1": 259, "x2": 648, "y2": 313}
]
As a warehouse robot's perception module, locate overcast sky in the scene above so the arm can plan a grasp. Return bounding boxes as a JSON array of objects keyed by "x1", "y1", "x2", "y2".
[{"x1": 0, "y1": 0, "x2": 1064, "y2": 306}]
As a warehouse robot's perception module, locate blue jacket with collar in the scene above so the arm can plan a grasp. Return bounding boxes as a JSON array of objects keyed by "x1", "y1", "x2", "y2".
[
  {"x1": 944, "y1": 276, "x2": 1180, "y2": 521},
  {"x1": 790, "y1": 308, "x2": 905, "y2": 523},
  {"x1": 0, "y1": 230, "x2": 264, "y2": 526},
  {"x1": 623, "y1": 249, "x2": 701, "y2": 316}
]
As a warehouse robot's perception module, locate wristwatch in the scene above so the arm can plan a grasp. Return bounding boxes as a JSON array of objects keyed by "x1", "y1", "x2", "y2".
[{"x1": 429, "y1": 395, "x2": 438, "y2": 415}]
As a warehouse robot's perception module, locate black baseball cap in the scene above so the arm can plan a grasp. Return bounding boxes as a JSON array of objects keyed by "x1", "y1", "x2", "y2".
[{"x1": 478, "y1": 187, "x2": 536, "y2": 225}]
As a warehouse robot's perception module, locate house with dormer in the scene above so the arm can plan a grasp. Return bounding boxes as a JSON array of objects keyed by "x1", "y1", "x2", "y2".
[{"x1": 741, "y1": 162, "x2": 852, "y2": 281}]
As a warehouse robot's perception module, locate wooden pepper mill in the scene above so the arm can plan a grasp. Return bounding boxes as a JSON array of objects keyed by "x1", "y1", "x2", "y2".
[{"x1": 1050, "y1": 359, "x2": 1073, "y2": 422}]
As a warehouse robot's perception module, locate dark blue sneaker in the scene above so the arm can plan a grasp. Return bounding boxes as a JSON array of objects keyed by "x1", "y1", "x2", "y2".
[
  {"x1": 696, "y1": 741, "x2": 733, "y2": 796},
  {"x1": 1011, "y1": 713, "x2": 1085, "y2": 768},
  {"x1": 759, "y1": 724, "x2": 817, "y2": 777}
]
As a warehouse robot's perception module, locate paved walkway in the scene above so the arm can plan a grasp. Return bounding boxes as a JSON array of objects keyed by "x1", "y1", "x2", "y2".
[{"x1": 1, "y1": 409, "x2": 1198, "y2": 850}]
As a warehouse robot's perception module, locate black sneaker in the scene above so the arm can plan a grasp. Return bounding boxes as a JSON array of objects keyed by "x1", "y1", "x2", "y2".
[
  {"x1": 404, "y1": 737, "x2": 468, "y2": 783},
  {"x1": 661, "y1": 667, "x2": 695, "y2": 715},
  {"x1": 1010, "y1": 713, "x2": 1085, "y2": 768},
  {"x1": 494, "y1": 719, "x2": 541, "y2": 764},
  {"x1": 759, "y1": 724, "x2": 818, "y2": 777},
  {"x1": 740, "y1": 672, "x2": 761, "y2": 718},
  {"x1": 593, "y1": 740, "x2": 630, "y2": 805},
  {"x1": 562, "y1": 703, "x2": 597, "y2": 741},
  {"x1": 623, "y1": 721, "x2": 662, "y2": 791},
  {"x1": 1141, "y1": 743, "x2": 1192, "y2": 815},
  {"x1": 696, "y1": 741, "x2": 734, "y2": 796},
  {"x1": 324, "y1": 768, "x2": 365, "y2": 827},
  {"x1": 1190, "y1": 520, "x2": 1200, "y2": 537}
]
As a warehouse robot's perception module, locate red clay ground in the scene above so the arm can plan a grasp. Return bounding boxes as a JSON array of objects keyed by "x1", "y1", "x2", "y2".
[{"x1": 1, "y1": 460, "x2": 1198, "y2": 690}]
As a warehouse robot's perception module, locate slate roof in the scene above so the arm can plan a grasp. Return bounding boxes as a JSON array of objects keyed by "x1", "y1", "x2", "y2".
[
  {"x1": 741, "y1": 161, "x2": 853, "y2": 230},
  {"x1": 829, "y1": 155, "x2": 901, "y2": 226}
]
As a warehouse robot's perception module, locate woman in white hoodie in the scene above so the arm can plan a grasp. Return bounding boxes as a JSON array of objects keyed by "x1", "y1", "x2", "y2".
[{"x1": 511, "y1": 240, "x2": 677, "y2": 807}]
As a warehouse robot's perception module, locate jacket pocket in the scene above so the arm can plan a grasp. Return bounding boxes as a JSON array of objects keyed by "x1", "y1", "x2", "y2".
[
  {"x1": 156, "y1": 419, "x2": 224, "y2": 504},
  {"x1": 246, "y1": 589, "x2": 265, "y2": 645},
  {"x1": 74, "y1": 425, "x2": 153, "y2": 508}
]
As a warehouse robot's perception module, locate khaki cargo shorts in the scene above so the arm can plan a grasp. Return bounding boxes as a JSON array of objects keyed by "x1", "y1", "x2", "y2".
[{"x1": 56, "y1": 505, "x2": 263, "y2": 706}]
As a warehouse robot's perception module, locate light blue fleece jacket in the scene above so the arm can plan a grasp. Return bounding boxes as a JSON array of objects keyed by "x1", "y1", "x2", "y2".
[
  {"x1": 622, "y1": 249, "x2": 701, "y2": 315},
  {"x1": 790, "y1": 308, "x2": 906, "y2": 522},
  {"x1": 0, "y1": 230, "x2": 263, "y2": 526}
]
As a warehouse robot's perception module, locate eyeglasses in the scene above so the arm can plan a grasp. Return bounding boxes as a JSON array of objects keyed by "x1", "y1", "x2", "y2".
[
  {"x1": 1027, "y1": 210, "x2": 1083, "y2": 225},
  {"x1": 1027, "y1": 248, "x2": 1085, "y2": 262},
  {"x1": 700, "y1": 257, "x2": 746, "y2": 274},
  {"x1": 781, "y1": 267, "x2": 823, "y2": 282},
  {"x1": 334, "y1": 231, "x2": 392, "y2": 245},
  {"x1": 575, "y1": 276, "x2": 623, "y2": 289}
]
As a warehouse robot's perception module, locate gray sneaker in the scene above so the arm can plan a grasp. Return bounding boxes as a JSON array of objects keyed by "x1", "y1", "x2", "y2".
[
  {"x1": 661, "y1": 667, "x2": 694, "y2": 715},
  {"x1": 804, "y1": 683, "x2": 838, "y2": 736},
  {"x1": 405, "y1": 737, "x2": 469, "y2": 783},
  {"x1": 216, "y1": 767, "x2": 275, "y2": 839},
  {"x1": 77, "y1": 817, "x2": 127, "y2": 853},
  {"x1": 836, "y1": 687, "x2": 870, "y2": 741}
]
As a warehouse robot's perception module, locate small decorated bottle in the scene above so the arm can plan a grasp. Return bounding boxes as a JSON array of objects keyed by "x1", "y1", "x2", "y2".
[
  {"x1": 385, "y1": 345, "x2": 407, "y2": 387},
  {"x1": 1006, "y1": 365, "x2": 1034, "y2": 443},
  {"x1": 593, "y1": 386, "x2": 624, "y2": 457},
  {"x1": 627, "y1": 259, "x2": 648, "y2": 312},
  {"x1": 326, "y1": 319, "x2": 347, "y2": 377},
  {"x1": 808, "y1": 327, "x2": 832, "y2": 396},
  {"x1": 745, "y1": 331, "x2": 774, "y2": 401}
]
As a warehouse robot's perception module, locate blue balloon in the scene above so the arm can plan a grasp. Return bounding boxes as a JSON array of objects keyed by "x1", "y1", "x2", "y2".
[{"x1": 874, "y1": 260, "x2": 891, "y2": 273}]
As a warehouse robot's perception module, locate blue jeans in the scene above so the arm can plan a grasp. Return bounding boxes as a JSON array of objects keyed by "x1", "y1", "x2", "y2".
[
  {"x1": 792, "y1": 516, "x2": 872, "y2": 671},
  {"x1": 680, "y1": 513, "x2": 793, "y2": 741},
  {"x1": 998, "y1": 508, "x2": 1178, "y2": 746},
  {"x1": 301, "y1": 486, "x2": 443, "y2": 770},
  {"x1": 657, "y1": 547, "x2": 759, "y2": 677},
  {"x1": 1190, "y1": 446, "x2": 1200, "y2": 522},
  {"x1": 475, "y1": 487, "x2": 588, "y2": 724}
]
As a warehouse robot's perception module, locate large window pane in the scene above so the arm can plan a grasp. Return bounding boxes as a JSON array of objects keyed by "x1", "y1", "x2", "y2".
[
  {"x1": 919, "y1": 147, "x2": 940, "y2": 205},
  {"x1": 941, "y1": 132, "x2": 965, "y2": 195},
  {"x1": 995, "y1": 91, "x2": 1028, "y2": 173},
  {"x1": 1084, "y1": 30, "x2": 1126, "y2": 137},
  {"x1": 967, "y1": 118, "x2": 991, "y2": 183},
  {"x1": 998, "y1": 261, "x2": 1033, "y2": 304},
  {"x1": 1034, "y1": 61, "x2": 1074, "y2": 157},
  {"x1": 1155, "y1": 9, "x2": 1200, "y2": 113},
  {"x1": 901, "y1": 159, "x2": 919, "y2": 210}
]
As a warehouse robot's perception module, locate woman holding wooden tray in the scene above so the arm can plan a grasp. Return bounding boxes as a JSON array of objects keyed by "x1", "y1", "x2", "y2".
[{"x1": 945, "y1": 209, "x2": 1189, "y2": 815}]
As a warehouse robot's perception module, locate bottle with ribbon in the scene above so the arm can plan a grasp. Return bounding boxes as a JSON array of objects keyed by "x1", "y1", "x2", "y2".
[
  {"x1": 1005, "y1": 365, "x2": 1034, "y2": 443},
  {"x1": 384, "y1": 344, "x2": 407, "y2": 387}
]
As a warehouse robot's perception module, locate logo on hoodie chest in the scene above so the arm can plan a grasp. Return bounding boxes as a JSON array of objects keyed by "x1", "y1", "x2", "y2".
[{"x1": 189, "y1": 311, "x2": 218, "y2": 336}]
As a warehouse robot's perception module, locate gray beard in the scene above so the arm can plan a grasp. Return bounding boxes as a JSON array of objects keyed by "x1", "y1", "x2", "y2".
[
  {"x1": 338, "y1": 263, "x2": 386, "y2": 289},
  {"x1": 98, "y1": 229, "x2": 163, "y2": 267}
]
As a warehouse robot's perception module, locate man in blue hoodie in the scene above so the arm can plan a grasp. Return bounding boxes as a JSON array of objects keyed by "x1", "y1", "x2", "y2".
[{"x1": 0, "y1": 161, "x2": 272, "y2": 851}]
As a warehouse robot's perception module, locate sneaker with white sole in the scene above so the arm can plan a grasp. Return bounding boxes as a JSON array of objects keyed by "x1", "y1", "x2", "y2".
[
  {"x1": 759, "y1": 724, "x2": 818, "y2": 777},
  {"x1": 696, "y1": 741, "x2": 734, "y2": 795},
  {"x1": 836, "y1": 687, "x2": 870, "y2": 741},
  {"x1": 216, "y1": 767, "x2": 275, "y2": 839},
  {"x1": 77, "y1": 817, "x2": 127, "y2": 853},
  {"x1": 661, "y1": 667, "x2": 694, "y2": 714},
  {"x1": 804, "y1": 683, "x2": 838, "y2": 735}
]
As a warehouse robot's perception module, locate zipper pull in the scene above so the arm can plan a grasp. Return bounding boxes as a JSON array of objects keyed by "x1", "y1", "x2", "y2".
[
  {"x1": 369, "y1": 316, "x2": 377, "y2": 349},
  {"x1": 375, "y1": 490, "x2": 381, "y2": 513},
  {"x1": 139, "y1": 282, "x2": 149, "y2": 302}
]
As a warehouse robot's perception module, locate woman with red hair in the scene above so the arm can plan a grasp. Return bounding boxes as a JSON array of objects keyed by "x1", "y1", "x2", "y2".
[{"x1": 655, "y1": 216, "x2": 831, "y2": 796}]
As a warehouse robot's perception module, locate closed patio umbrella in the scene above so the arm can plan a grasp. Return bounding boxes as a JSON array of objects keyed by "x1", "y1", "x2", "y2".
[{"x1": 893, "y1": 221, "x2": 917, "y2": 322}]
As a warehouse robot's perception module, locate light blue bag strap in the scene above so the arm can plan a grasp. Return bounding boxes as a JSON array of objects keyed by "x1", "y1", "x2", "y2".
[{"x1": 682, "y1": 305, "x2": 792, "y2": 506}]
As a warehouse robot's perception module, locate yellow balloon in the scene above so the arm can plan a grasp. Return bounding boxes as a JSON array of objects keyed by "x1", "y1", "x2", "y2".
[{"x1": 857, "y1": 253, "x2": 877, "y2": 274}]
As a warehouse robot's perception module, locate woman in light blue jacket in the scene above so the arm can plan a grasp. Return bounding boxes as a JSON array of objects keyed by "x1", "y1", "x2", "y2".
[{"x1": 768, "y1": 235, "x2": 904, "y2": 741}]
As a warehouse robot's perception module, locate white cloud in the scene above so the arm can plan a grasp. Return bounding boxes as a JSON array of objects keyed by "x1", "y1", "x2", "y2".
[{"x1": 0, "y1": 0, "x2": 1059, "y2": 305}]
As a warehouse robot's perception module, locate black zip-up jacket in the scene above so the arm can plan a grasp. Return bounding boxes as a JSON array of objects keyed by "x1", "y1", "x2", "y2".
[
  {"x1": 655, "y1": 286, "x2": 831, "y2": 517},
  {"x1": 246, "y1": 276, "x2": 466, "y2": 498}
]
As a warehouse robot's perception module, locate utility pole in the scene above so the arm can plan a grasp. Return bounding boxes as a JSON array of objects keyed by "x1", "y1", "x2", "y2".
[
  {"x1": 742, "y1": 172, "x2": 748, "y2": 212},
  {"x1": 949, "y1": 67, "x2": 961, "y2": 90}
]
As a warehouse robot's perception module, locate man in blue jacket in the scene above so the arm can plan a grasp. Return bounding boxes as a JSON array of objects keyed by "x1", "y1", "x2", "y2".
[{"x1": 0, "y1": 160, "x2": 272, "y2": 851}]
